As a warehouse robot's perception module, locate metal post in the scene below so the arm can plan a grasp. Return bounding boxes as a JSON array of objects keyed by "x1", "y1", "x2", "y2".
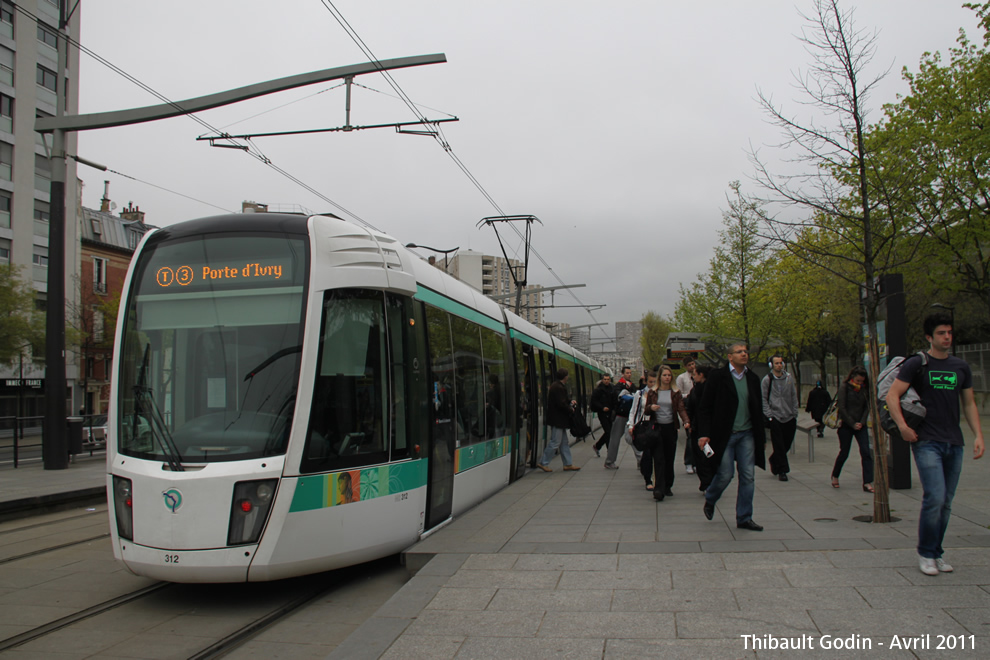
[
  {"x1": 344, "y1": 76, "x2": 353, "y2": 129},
  {"x1": 43, "y1": 1, "x2": 69, "y2": 469}
]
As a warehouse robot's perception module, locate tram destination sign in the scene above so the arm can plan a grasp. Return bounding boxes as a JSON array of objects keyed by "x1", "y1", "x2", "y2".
[
  {"x1": 669, "y1": 341, "x2": 706, "y2": 354},
  {"x1": 156, "y1": 261, "x2": 287, "y2": 288}
]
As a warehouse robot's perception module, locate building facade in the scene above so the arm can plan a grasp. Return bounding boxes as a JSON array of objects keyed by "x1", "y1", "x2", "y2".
[
  {"x1": 77, "y1": 201, "x2": 150, "y2": 415},
  {"x1": 448, "y1": 250, "x2": 544, "y2": 327},
  {"x1": 615, "y1": 321, "x2": 644, "y2": 376},
  {"x1": 0, "y1": 1, "x2": 81, "y2": 416}
]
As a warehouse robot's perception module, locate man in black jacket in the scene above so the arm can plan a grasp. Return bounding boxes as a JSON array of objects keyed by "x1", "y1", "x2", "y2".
[
  {"x1": 537, "y1": 368, "x2": 581, "y2": 472},
  {"x1": 697, "y1": 343, "x2": 766, "y2": 531},
  {"x1": 590, "y1": 374, "x2": 614, "y2": 456}
]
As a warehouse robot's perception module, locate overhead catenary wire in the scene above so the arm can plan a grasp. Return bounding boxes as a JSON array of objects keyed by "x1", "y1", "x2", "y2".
[
  {"x1": 317, "y1": 1, "x2": 605, "y2": 335},
  {"x1": 15, "y1": 2, "x2": 385, "y2": 233},
  {"x1": 105, "y1": 168, "x2": 234, "y2": 214}
]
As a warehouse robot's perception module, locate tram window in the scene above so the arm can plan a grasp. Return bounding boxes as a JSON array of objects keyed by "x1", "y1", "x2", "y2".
[
  {"x1": 450, "y1": 316, "x2": 486, "y2": 446},
  {"x1": 426, "y1": 304, "x2": 455, "y2": 439},
  {"x1": 385, "y1": 294, "x2": 416, "y2": 459},
  {"x1": 117, "y1": 232, "x2": 307, "y2": 463},
  {"x1": 302, "y1": 290, "x2": 388, "y2": 472},
  {"x1": 556, "y1": 354, "x2": 577, "y2": 404},
  {"x1": 479, "y1": 326, "x2": 509, "y2": 439}
]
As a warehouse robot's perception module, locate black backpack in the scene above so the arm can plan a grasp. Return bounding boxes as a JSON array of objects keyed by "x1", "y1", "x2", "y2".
[{"x1": 569, "y1": 408, "x2": 592, "y2": 439}]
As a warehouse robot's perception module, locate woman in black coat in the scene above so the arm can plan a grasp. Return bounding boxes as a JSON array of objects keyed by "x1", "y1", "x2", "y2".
[
  {"x1": 685, "y1": 365, "x2": 714, "y2": 491},
  {"x1": 806, "y1": 381, "x2": 832, "y2": 438}
]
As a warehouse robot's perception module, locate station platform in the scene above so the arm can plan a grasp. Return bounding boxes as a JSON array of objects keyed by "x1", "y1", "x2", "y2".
[
  {"x1": 332, "y1": 414, "x2": 990, "y2": 659},
  {"x1": 0, "y1": 453, "x2": 106, "y2": 519}
]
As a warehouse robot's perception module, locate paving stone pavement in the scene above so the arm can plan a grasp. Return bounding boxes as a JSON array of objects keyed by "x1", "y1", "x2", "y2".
[
  {"x1": 331, "y1": 416, "x2": 990, "y2": 659},
  {"x1": 4, "y1": 418, "x2": 990, "y2": 658}
]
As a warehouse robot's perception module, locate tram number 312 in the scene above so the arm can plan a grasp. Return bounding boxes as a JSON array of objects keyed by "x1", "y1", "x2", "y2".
[{"x1": 164, "y1": 554, "x2": 180, "y2": 563}]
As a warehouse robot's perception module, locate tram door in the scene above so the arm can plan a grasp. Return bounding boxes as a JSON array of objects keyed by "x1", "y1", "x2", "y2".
[
  {"x1": 423, "y1": 304, "x2": 455, "y2": 531},
  {"x1": 513, "y1": 343, "x2": 538, "y2": 479},
  {"x1": 536, "y1": 351, "x2": 552, "y2": 459}
]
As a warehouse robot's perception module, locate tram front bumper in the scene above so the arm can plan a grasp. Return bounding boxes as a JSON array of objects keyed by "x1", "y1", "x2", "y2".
[{"x1": 117, "y1": 540, "x2": 258, "y2": 583}]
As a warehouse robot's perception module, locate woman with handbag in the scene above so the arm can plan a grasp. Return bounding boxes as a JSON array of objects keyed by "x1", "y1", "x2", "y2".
[
  {"x1": 631, "y1": 366, "x2": 690, "y2": 501},
  {"x1": 831, "y1": 365, "x2": 875, "y2": 492}
]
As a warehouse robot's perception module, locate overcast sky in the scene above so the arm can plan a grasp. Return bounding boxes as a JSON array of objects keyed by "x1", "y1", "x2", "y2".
[{"x1": 74, "y1": 1, "x2": 980, "y2": 349}]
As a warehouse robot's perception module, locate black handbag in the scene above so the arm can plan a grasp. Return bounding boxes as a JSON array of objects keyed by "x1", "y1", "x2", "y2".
[{"x1": 632, "y1": 420, "x2": 660, "y2": 451}]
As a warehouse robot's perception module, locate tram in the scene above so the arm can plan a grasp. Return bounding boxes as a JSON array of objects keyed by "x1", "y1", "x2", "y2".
[{"x1": 106, "y1": 213, "x2": 603, "y2": 582}]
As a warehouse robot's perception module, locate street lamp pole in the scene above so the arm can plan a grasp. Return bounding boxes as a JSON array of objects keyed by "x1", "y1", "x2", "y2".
[
  {"x1": 405, "y1": 243, "x2": 459, "y2": 273},
  {"x1": 42, "y1": 1, "x2": 70, "y2": 469}
]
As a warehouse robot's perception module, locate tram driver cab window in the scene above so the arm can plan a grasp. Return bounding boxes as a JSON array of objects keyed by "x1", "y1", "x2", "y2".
[{"x1": 302, "y1": 290, "x2": 389, "y2": 472}]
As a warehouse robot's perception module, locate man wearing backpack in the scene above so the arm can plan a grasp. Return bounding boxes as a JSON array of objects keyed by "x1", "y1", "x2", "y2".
[{"x1": 886, "y1": 312, "x2": 984, "y2": 577}]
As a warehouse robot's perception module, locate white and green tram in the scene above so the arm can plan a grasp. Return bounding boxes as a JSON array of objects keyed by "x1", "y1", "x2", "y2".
[{"x1": 107, "y1": 213, "x2": 603, "y2": 582}]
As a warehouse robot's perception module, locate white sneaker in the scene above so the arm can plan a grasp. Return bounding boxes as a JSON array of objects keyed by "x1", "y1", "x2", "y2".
[
  {"x1": 918, "y1": 555, "x2": 939, "y2": 576},
  {"x1": 935, "y1": 557, "x2": 954, "y2": 573},
  {"x1": 685, "y1": 465, "x2": 695, "y2": 474}
]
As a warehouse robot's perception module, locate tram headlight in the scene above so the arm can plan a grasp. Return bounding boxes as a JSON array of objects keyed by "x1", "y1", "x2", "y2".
[
  {"x1": 112, "y1": 476, "x2": 133, "y2": 541},
  {"x1": 227, "y1": 479, "x2": 278, "y2": 546}
]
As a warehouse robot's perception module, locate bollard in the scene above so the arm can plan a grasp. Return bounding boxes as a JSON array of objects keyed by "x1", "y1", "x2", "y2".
[{"x1": 66, "y1": 416, "x2": 83, "y2": 456}]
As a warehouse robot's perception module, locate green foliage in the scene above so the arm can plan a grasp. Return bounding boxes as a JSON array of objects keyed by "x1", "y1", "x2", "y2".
[
  {"x1": 674, "y1": 182, "x2": 776, "y2": 353},
  {"x1": 865, "y1": 1, "x2": 990, "y2": 314},
  {"x1": 0, "y1": 265, "x2": 43, "y2": 367},
  {"x1": 640, "y1": 311, "x2": 673, "y2": 370}
]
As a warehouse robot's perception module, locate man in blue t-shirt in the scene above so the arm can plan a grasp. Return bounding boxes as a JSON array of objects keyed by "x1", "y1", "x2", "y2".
[{"x1": 886, "y1": 312, "x2": 985, "y2": 577}]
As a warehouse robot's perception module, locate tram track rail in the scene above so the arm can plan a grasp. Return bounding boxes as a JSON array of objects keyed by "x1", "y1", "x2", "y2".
[
  {"x1": 187, "y1": 573, "x2": 345, "y2": 659},
  {"x1": 0, "y1": 532, "x2": 111, "y2": 565},
  {"x1": 0, "y1": 583, "x2": 172, "y2": 653},
  {"x1": 0, "y1": 506, "x2": 112, "y2": 565},
  {"x1": 0, "y1": 570, "x2": 350, "y2": 658},
  {"x1": 0, "y1": 508, "x2": 106, "y2": 536}
]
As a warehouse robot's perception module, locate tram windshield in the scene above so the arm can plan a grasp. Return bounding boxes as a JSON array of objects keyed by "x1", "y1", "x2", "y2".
[{"x1": 116, "y1": 232, "x2": 308, "y2": 463}]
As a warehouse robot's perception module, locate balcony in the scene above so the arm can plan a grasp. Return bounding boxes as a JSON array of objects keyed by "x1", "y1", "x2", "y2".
[{"x1": 93, "y1": 281, "x2": 107, "y2": 295}]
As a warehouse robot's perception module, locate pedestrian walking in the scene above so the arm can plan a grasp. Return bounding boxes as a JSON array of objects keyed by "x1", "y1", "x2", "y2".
[
  {"x1": 603, "y1": 366, "x2": 636, "y2": 469},
  {"x1": 676, "y1": 357, "x2": 697, "y2": 474},
  {"x1": 806, "y1": 381, "x2": 832, "y2": 438},
  {"x1": 697, "y1": 343, "x2": 766, "y2": 532},
  {"x1": 886, "y1": 312, "x2": 984, "y2": 576},
  {"x1": 830, "y1": 365, "x2": 874, "y2": 493},
  {"x1": 685, "y1": 364, "x2": 715, "y2": 491},
  {"x1": 590, "y1": 374, "x2": 614, "y2": 457},
  {"x1": 536, "y1": 368, "x2": 581, "y2": 473},
  {"x1": 629, "y1": 366, "x2": 689, "y2": 500},
  {"x1": 762, "y1": 355, "x2": 798, "y2": 481}
]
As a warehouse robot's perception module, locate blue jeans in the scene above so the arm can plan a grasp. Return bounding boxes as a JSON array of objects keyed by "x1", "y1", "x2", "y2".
[
  {"x1": 911, "y1": 440, "x2": 963, "y2": 559},
  {"x1": 540, "y1": 426, "x2": 573, "y2": 467},
  {"x1": 705, "y1": 430, "x2": 755, "y2": 524}
]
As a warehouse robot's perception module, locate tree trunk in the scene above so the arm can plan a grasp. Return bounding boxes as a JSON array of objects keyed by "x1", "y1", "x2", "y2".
[{"x1": 864, "y1": 321, "x2": 890, "y2": 522}]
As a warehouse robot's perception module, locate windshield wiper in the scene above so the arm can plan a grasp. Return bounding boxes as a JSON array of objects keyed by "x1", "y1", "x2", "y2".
[
  {"x1": 244, "y1": 345, "x2": 302, "y2": 381},
  {"x1": 135, "y1": 344, "x2": 185, "y2": 472}
]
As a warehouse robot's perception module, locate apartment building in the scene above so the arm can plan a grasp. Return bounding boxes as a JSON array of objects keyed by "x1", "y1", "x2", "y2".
[
  {"x1": 0, "y1": 0, "x2": 81, "y2": 416},
  {"x1": 447, "y1": 250, "x2": 544, "y2": 327}
]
